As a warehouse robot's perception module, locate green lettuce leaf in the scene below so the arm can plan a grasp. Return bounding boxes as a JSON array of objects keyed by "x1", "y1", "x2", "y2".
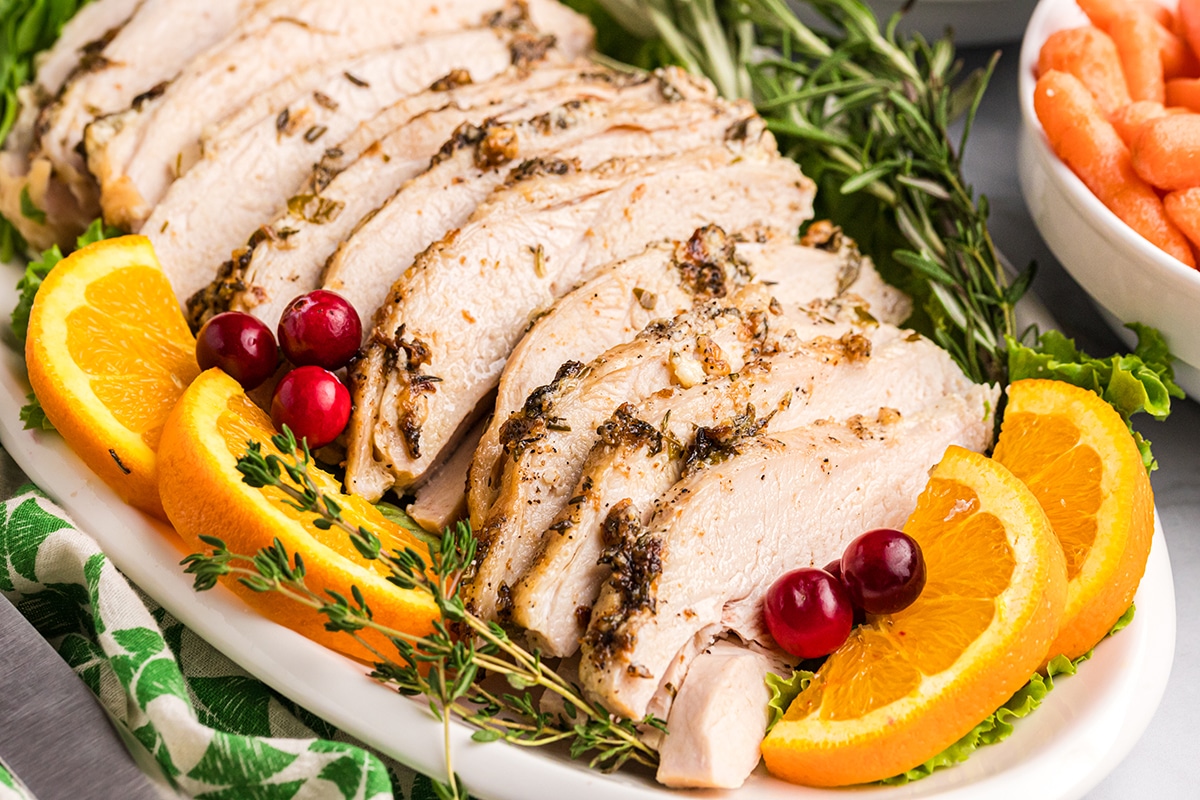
[
  {"x1": 373, "y1": 501, "x2": 443, "y2": 551},
  {"x1": 11, "y1": 218, "x2": 120, "y2": 340},
  {"x1": 764, "y1": 668, "x2": 814, "y2": 732},
  {"x1": 11, "y1": 241, "x2": 64, "y2": 341},
  {"x1": 1007, "y1": 326, "x2": 1183, "y2": 472}
]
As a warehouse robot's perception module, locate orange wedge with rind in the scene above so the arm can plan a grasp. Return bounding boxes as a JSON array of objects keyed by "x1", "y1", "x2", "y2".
[
  {"x1": 157, "y1": 368, "x2": 438, "y2": 660},
  {"x1": 994, "y1": 378, "x2": 1153, "y2": 662},
  {"x1": 26, "y1": 235, "x2": 198, "y2": 519},
  {"x1": 762, "y1": 446, "x2": 1067, "y2": 787}
]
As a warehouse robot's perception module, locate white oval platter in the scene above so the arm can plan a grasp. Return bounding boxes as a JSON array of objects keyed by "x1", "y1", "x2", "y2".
[{"x1": 0, "y1": 258, "x2": 1176, "y2": 799}]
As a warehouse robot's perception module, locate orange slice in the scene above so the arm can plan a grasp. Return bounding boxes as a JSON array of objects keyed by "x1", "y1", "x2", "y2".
[
  {"x1": 761, "y1": 446, "x2": 1067, "y2": 787},
  {"x1": 157, "y1": 368, "x2": 437, "y2": 659},
  {"x1": 993, "y1": 378, "x2": 1153, "y2": 661},
  {"x1": 26, "y1": 236, "x2": 198, "y2": 519}
]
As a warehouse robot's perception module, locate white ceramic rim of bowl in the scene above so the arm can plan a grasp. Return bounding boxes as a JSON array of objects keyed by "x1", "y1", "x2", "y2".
[{"x1": 1017, "y1": 1, "x2": 1200, "y2": 355}]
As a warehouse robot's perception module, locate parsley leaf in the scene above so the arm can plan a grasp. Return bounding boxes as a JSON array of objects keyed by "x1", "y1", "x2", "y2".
[
  {"x1": 1, "y1": 0, "x2": 94, "y2": 144},
  {"x1": 19, "y1": 392, "x2": 53, "y2": 431},
  {"x1": 11, "y1": 218, "x2": 121, "y2": 340},
  {"x1": 18, "y1": 185, "x2": 45, "y2": 224}
]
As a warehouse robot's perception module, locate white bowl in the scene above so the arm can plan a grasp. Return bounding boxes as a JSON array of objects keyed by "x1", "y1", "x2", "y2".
[
  {"x1": 790, "y1": 1, "x2": 1038, "y2": 46},
  {"x1": 1018, "y1": 0, "x2": 1200, "y2": 398}
]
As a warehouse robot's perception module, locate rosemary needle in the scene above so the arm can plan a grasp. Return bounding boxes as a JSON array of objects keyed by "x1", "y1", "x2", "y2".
[{"x1": 590, "y1": 0, "x2": 1027, "y2": 385}]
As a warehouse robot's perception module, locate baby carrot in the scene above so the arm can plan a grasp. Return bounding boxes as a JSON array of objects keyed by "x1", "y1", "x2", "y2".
[
  {"x1": 1111, "y1": 101, "x2": 1175, "y2": 146},
  {"x1": 1110, "y1": 6, "x2": 1167, "y2": 102},
  {"x1": 1164, "y1": 188, "x2": 1200, "y2": 264},
  {"x1": 1131, "y1": 113, "x2": 1200, "y2": 190},
  {"x1": 1079, "y1": 1, "x2": 1195, "y2": 81},
  {"x1": 1139, "y1": 0, "x2": 1174, "y2": 29},
  {"x1": 1038, "y1": 27, "x2": 1131, "y2": 114},
  {"x1": 1077, "y1": 0, "x2": 1128, "y2": 30},
  {"x1": 1036, "y1": 70, "x2": 1196, "y2": 266},
  {"x1": 1181, "y1": 0, "x2": 1200, "y2": 62},
  {"x1": 1157, "y1": 22, "x2": 1200, "y2": 79},
  {"x1": 1166, "y1": 77, "x2": 1200, "y2": 110}
]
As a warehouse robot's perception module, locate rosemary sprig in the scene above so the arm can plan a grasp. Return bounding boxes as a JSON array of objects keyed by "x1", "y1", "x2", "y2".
[
  {"x1": 181, "y1": 428, "x2": 662, "y2": 799},
  {"x1": 593, "y1": 0, "x2": 1027, "y2": 384}
]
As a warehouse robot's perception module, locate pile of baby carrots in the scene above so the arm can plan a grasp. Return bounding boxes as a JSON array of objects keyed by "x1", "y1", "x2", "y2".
[{"x1": 1035, "y1": 0, "x2": 1200, "y2": 268}]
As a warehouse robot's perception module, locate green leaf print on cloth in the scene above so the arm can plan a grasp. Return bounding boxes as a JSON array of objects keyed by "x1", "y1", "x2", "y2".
[
  {"x1": 0, "y1": 485, "x2": 441, "y2": 800},
  {"x1": 0, "y1": 757, "x2": 36, "y2": 800}
]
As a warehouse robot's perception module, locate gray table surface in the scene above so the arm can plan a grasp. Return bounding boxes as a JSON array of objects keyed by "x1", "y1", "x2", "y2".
[{"x1": 0, "y1": 36, "x2": 1196, "y2": 800}]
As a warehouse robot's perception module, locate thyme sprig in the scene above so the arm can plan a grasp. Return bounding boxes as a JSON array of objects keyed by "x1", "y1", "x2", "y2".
[
  {"x1": 181, "y1": 428, "x2": 662, "y2": 800},
  {"x1": 593, "y1": 0, "x2": 1027, "y2": 384}
]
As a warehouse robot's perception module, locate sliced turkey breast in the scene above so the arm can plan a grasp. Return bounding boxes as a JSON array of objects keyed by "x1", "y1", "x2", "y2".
[
  {"x1": 467, "y1": 224, "x2": 910, "y2": 526},
  {"x1": 654, "y1": 640, "x2": 779, "y2": 789},
  {"x1": 319, "y1": 68, "x2": 726, "y2": 329},
  {"x1": 224, "y1": 67, "x2": 703, "y2": 330},
  {"x1": 33, "y1": 0, "x2": 146, "y2": 98},
  {"x1": 188, "y1": 64, "x2": 598, "y2": 328},
  {"x1": 345, "y1": 142, "x2": 815, "y2": 502},
  {"x1": 84, "y1": 0, "x2": 593, "y2": 231},
  {"x1": 407, "y1": 418, "x2": 487, "y2": 533},
  {"x1": 577, "y1": 388, "x2": 999, "y2": 720},
  {"x1": 513, "y1": 323, "x2": 972, "y2": 656},
  {"x1": 466, "y1": 227, "x2": 752, "y2": 526},
  {"x1": 0, "y1": 132, "x2": 93, "y2": 251},
  {"x1": 34, "y1": 0, "x2": 256, "y2": 218},
  {"x1": 465, "y1": 287, "x2": 854, "y2": 622},
  {"x1": 0, "y1": 0, "x2": 148, "y2": 250},
  {"x1": 144, "y1": 27, "x2": 548, "y2": 305}
]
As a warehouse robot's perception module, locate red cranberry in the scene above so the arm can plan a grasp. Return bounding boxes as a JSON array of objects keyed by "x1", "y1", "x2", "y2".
[
  {"x1": 277, "y1": 290, "x2": 362, "y2": 371},
  {"x1": 195, "y1": 312, "x2": 278, "y2": 390},
  {"x1": 270, "y1": 366, "x2": 351, "y2": 449},
  {"x1": 823, "y1": 558, "x2": 843, "y2": 582},
  {"x1": 840, "y1": 529, "x2": 927, "y2": 615},
  {"x1": 763, "y1": 568, "x2": 854, "y2": 659},
  {"x1": 823, "y1": 558, "x2": 866, "y2": 626}
]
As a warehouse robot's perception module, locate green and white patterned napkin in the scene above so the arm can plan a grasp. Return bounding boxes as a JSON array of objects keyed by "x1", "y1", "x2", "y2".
[
  {"x1": 0, "y1": 757, "x2": 34, "y2": 800},
  {"x1": 0, "y1": 484, "x2": 445, "y2": 800}
]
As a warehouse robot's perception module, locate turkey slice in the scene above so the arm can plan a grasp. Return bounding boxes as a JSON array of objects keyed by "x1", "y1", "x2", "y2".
[
  {"x1": 145, "y1": 25, "x2": 548, "y2": 304},
  {"x1": 319, "y1": 67, "x2": 725, "y2": 330},
  {"x1": 195, "y1": 63, "x2": 598, "y2": 329},
  {"x1": 466, "y1": 224, "x2": 910, "y2": 526},
  {"x1": 464, "y1": 286, "x2": 854, "y2": 621},
  {"x1": 84, "y1": 0, "x2": 592, "y2": 231},
  {"x1": 513, "y1": 323, "x2": 972, "y2": 656},
  {"x1": 345, "y1": 141, "x2": 815, "y2": 501},
  {"x1": 577, "y1": 388, "x2": 999, "y2": 720}
]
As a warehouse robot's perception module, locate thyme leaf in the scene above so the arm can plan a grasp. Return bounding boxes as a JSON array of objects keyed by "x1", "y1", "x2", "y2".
[{"x1": 183, "y1": 427, "x2": 664, "y2": 798}]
